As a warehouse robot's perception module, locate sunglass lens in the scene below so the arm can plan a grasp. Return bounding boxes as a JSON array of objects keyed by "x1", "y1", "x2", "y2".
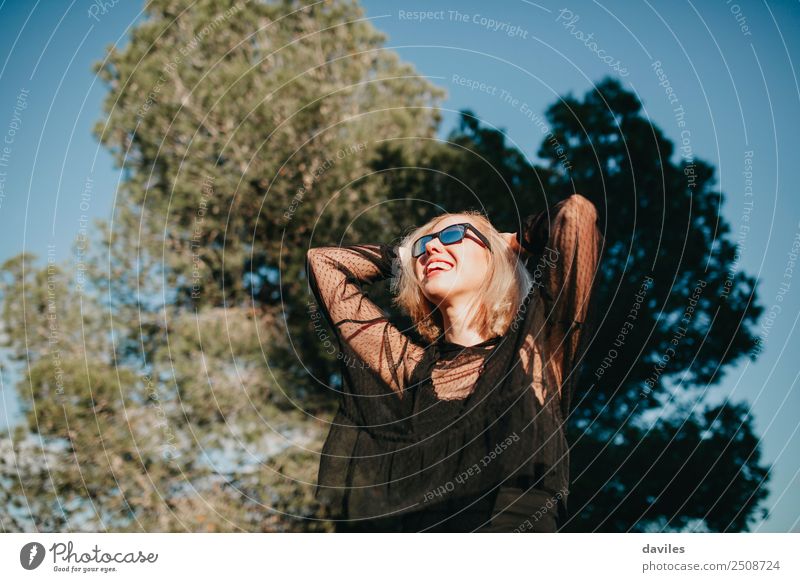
[
  {"x1": 412, "y1": 236, "x2": 430, "y2": 257},
  {"x1": 439, "y1": 225, "x2": 466, "y2": 245}
]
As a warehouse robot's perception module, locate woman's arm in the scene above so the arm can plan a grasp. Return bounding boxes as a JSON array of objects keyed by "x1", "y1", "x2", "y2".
[
  {"x1": 305, "y1": 243, "x2": 425, "y2": 398},
  {"x1": 514, "y1": 194, "x2": 604, "y2": 417}
]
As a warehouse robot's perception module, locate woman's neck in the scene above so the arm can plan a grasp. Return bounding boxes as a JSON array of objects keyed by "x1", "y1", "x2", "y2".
[{"x1": 440, "y1": 300, "x2": 487, "y2": 346}]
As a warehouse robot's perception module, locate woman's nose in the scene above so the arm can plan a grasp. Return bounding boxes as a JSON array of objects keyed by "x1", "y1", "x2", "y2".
[{"x1": 424, "y1": 236, "x2": 445, "y2": 256}]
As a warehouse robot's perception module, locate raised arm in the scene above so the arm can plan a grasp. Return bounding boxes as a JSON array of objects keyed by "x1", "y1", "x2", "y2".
[
  {"x1": 305, "y1": 243, "x2": 425, "y2": 398},
  {"x1": 517, "y1": 194, "x2": 603, "y2": 417}
]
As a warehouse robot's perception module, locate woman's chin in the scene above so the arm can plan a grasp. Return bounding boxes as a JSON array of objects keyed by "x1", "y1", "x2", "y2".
[{"x1": 421, "y1": 276, "x2": 457, "y2": 302}]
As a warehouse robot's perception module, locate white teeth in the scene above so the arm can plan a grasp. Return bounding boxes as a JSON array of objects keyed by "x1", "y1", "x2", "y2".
[{"x1": 427, "y1": 261, "x2": 453, "y2": 274}]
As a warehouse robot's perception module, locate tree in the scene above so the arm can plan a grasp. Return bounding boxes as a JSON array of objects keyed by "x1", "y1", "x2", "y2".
[
  {"x1": 537, "y1": 78, "x2": 768, "y2": 531},
  {"x1": 0, "y1": 241, "x2": 329, "y2": 531},
  {"x1": 91, "y1": 0, "x2": 444, "y2": 401}
]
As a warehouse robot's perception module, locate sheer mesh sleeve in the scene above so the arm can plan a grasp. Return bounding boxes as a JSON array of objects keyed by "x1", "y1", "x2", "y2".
[
  {"x1": 517, "y1": 194, "x2": 603, "y2": 418},
  {"x1": 305, "y1": 244, "x2": 426, "y2": 398}
]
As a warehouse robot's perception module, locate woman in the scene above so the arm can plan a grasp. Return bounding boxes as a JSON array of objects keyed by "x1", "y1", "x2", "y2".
[{"x1": 306, "y1": 193, "x2": 603, "y2": 532}]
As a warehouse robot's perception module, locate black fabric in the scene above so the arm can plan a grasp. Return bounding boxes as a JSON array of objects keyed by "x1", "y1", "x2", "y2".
[
  {"x1": 333, "y1": 487, "x2": 499, "y2": 533},
  {"x1": 333, "y1": 485, "x2": 562, "y2": 533},
  {"x1": 479, "y1": 486, "x2": 564, "y2": 533},
  {"x1": 306, "y1": 194, "x2": 603, "y2": 530}
]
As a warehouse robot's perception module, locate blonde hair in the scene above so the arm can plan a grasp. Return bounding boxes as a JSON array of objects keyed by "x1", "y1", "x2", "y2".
[{"x1": 391, "y1": 210, "x2": 533, "y2": 344}]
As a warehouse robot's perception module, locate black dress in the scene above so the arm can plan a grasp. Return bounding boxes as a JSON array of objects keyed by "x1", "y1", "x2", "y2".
[{"x1": 306, "y1": 194, "x2": 603, "y2": 532}]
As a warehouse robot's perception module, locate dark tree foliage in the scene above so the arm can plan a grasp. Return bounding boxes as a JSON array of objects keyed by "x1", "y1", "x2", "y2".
[{"x1": 535, "y1": 78, "x2": 767, "y2": 531}]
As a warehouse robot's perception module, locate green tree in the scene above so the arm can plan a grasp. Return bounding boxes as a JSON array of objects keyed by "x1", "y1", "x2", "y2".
[
  {"x1": 0, "y1": 241, "x2": 328, "y2": 531},
  {"x1": 92, "y1": 0, "x2": 444, "y2": 401}
]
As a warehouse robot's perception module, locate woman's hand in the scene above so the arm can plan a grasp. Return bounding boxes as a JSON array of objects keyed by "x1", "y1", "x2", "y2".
[{"x1": 500, "y1": 232, "x2": 529, "y2": 260}]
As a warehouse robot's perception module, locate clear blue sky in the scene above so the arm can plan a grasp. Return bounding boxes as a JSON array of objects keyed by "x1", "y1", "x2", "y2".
[{"x1": 0, "y1": 0, "x2": 798, "y2": 532}]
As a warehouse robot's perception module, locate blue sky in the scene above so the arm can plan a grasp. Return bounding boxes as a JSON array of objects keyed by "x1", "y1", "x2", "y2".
[{"x1": 0, "y1": 0, "x2": 798, "y2": 532}]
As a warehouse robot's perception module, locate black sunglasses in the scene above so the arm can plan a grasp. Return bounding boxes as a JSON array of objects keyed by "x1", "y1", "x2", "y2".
[{"x1": 411, "y1": 223, "x2": 492, "y2": 258}]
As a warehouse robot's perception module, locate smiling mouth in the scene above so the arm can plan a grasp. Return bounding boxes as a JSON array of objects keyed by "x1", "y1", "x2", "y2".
[{"x1": 425, "y1": 259, "x2": 455, "y2": 278}]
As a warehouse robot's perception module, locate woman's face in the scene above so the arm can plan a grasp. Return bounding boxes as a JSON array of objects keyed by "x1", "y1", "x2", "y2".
[{"x1": 412, "y1": 215, "x2": 492, "y2": 306}]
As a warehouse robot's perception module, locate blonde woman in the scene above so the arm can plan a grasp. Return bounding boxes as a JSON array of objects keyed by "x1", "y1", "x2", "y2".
[{"x1": 306, "y1": 194, "x2": 603, "y2": 532}]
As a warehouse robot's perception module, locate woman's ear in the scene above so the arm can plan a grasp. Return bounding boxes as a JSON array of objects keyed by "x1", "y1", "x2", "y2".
[{"x1": 397, "y1": 243, "x2": 409, "y2": 265}]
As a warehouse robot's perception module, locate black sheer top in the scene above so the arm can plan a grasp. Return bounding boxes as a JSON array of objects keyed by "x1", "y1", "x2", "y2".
[{"x1": 305, "y1": 194, "x2": 603, "y2": 521}]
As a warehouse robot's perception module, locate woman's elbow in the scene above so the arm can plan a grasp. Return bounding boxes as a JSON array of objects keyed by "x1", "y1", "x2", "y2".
[{"x1": 566, "y1": 193, "x2": 599, "y2": 222}]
